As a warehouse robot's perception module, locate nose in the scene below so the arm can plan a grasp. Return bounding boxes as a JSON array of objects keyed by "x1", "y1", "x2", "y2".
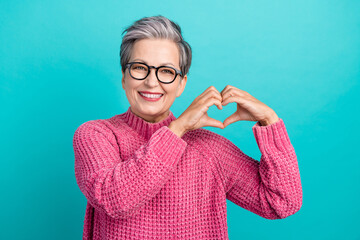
[{"x1": 144, "y1": 67, "x2": 159, "y2": 87}]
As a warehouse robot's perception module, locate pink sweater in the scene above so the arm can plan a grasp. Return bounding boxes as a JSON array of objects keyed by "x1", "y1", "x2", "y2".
[{"x1": 73, "y1": 107, "x2": 302, "y2": 239}]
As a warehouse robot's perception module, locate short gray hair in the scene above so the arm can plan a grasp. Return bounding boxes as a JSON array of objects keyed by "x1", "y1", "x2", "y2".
[{"x1": 120, "y1": 15, "x2": 192, "y2": 79}]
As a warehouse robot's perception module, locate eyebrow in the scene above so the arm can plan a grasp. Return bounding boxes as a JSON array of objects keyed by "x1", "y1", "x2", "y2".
[{"x1": 131, "y1": 58, "x2": 176, "y2": 68}]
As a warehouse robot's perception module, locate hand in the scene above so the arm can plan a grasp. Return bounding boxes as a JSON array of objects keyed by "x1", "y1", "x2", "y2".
[
  {"x1": 173, "y1": 86, "x2": 225, "y2": 135},
  {"x1": 220, "y1": 85, "x2": 279, "y2": 127},
  {"x1": 169, "y1": 85, "x2": 280, "y2": 138}
]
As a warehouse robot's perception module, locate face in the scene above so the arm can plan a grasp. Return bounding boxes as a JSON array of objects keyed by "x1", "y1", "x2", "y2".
[{"x1": 121, "y1": 38, "x2": 187, "y2": 123}]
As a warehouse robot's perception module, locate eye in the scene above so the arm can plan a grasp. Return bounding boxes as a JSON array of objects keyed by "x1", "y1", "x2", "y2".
[
  {"x1": 160, "y1": 68, "x2": 175, "y2": 75},
  {"x1": 131, "y1": 64, "x2": 147, "y2": 71},
  {"x1": 134, "y1": 66, "x2": 146, "y2": 70}
]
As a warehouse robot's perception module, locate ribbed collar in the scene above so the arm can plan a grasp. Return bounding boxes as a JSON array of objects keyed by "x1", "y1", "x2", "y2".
[{"x1": 120, "y1": 106, "x2": 177, "y2": 140}]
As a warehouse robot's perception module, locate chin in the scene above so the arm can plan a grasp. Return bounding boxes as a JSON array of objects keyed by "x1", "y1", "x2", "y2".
[{"x1": 133, "y1": 105, "x2": 159, "y2": 115}]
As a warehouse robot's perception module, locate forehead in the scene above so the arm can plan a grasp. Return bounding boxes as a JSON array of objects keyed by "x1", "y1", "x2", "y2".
[{"x1": 131, "y1": 38, "x2": 180, "y2": 67}]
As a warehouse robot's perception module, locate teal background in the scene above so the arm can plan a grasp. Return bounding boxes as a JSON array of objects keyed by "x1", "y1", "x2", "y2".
[{"x1": 1, "y1": 0, "x2": 359, "y2": 239}]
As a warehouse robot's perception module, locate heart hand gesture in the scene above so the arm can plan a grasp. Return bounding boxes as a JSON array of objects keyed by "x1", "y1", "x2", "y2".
[
  {"x1": 169, "y1": 85, "x2": 280, "y2": 137},
  {"x1": 175, "y1": 86, "x2": 225, "y2": 132}
]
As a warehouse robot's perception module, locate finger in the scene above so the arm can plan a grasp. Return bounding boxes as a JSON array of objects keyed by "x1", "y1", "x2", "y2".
[
  {"x1": 222, "y1": 90, "x2": 240, "y2": 103},
  {"x1": 199, "y1": 86, "x2": 220, "y2": 98},
  {"x1": 203, "y1": 114, "x2": 225, "y2": 129},
  {"x1": 194, "y1": 86, "x2": 213, "y2": 101},
  {"x1": 195, "y1": 86, "x2": 221, "y2": 103},
  {"x1": 222, "y1": 96, "x2": 246, "y2": 106},
  {"x1": 223, "y1": 112, "x2": 242, "y2": 128},
  {"x1": 205, "y1": 97, "x2": 223, "y2": 110},
  {"x1": 221, "y1": 85, "x2": 246, "y2": 98},
  {"x1": 201, "y1": 90, "x2": 223, "y2": 107},
  {"x1": 220, "y1": 85, "x2": 233, "y2": 96},
  {"x1": 222, "y1": 88, "x2": 248, "y2": 102},
  {"x1": 221, "y1": 87, "x2": 251, "y2": 101},
  {"x1": 220, "y1": 85, "x2": 231, "y2": 97}
]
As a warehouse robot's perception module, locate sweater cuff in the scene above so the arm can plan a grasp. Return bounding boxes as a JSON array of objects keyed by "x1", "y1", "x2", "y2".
[
  {"x1": 252, "y1": 118, "x2": 292, "y2": 154},
  {"x1": 151, "y1": 126, "x2": 188, "y2": 165}
]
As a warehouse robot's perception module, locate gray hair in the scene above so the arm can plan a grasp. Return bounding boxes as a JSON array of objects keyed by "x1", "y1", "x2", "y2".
[{"x1": 120, "y1": 15, "x2": 192, "y2": 79}]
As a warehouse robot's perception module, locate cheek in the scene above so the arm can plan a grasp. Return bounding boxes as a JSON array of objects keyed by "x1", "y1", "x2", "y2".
[
  {"x1": 124, "y1": 78, "x2": 139, "y2": 93},
  {"x1": 166, "y1": 87, "x2": 178, "y2": 99},
  {"x1": 123, "y1": 84, "x2": 137, "y2": 101}
]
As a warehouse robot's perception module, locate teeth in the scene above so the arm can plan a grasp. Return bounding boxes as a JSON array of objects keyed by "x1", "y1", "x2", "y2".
[{"x1": 139, "y1": 92, "x2": 163, "y2": 98}]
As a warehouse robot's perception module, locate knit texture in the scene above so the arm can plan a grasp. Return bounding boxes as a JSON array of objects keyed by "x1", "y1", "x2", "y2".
[{"x1": 73, "y1": 106, "x2": 302, "y2": 240}]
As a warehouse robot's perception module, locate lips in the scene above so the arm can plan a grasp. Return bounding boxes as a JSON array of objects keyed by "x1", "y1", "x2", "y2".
[
  {"x1": 138, "y1": 91, "x2": 164, "y2": 95},
  {"x1": 138, "y1": 91, "x2": 164, "y2": 101},
  {"x1": 138, "y1": 91, "x2": 164, "y2": 97}
]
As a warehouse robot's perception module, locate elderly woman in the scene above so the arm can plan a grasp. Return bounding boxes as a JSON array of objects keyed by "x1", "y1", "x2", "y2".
[{"x1": 73, "y1": 15, "x2": 302, "y2": 240}]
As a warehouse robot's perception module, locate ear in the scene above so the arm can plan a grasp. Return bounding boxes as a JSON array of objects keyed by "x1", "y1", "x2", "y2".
[
  {"x1": 176, "y1": 74, "x2": 187, "y2": 97},
  {"x1": 121, "y1": 69, "x2": 125, "y2": 90}
]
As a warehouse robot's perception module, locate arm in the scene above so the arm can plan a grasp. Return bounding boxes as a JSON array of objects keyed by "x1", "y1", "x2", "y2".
[
  {"x1": 211, "y1": 118, "x2": 302, "y2": 219},
  {"x1": 73, "y1": 121, "x2": 187, "y2": 219}
]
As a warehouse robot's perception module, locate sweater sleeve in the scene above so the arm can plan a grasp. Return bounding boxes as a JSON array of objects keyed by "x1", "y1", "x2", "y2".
[
  {"x1": 210, "y1": 118, "x2": 302, "y2": 219},
  {"x1": 73, "y1": 121, "x2": 187, "y2": 219}
]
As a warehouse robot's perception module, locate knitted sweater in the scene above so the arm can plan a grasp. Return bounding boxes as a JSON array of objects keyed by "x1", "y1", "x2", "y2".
[{"x1": 73, "y1": 106, "x2": 302, "y2": 240}]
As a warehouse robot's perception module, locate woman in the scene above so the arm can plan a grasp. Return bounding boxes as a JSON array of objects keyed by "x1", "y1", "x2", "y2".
[{"x1": 73, "y1": 15, "x2": 302, "y2": 240}]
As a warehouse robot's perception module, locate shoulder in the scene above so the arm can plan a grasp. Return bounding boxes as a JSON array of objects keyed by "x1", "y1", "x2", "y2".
[
  {"x1": 74, "y1": 119, "x2": 109, "y2": 135},
  {"x1": 74, "y1": 113, "x2": 129, "y2": 135},
  {"x1": 73, "y1": 120, "x2": 108, "y2": 146},
  {"x1": 73, "y1": 115, "x2": 127, "y2": 142},
  {"x1": 73, "y1": 113, "x2": 137, "y2": 146}
]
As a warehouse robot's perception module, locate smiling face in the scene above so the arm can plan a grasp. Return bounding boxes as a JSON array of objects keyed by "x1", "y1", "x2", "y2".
[{"x1": 121, "y1": 38, "x2": 187, "y2": 123}]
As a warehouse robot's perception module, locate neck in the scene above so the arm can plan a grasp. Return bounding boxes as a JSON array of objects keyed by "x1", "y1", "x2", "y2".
[
  {"x1": 130, "y1": 107, "x2": 170, "y2": 123},
  {"x1": 119, "y1": 106, "x2": 177, "y2": 140}
]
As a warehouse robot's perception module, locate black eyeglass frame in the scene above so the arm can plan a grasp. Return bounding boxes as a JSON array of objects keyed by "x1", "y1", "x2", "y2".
[{"x1": 125, "y1": 61, "x2": 183, "y2": 84}]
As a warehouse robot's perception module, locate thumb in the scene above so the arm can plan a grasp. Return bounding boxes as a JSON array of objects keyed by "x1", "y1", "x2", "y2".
[
  {"x1": 223, "y1": 112, "x2": 242, "y2": 128},
  {"x1": 203, "y1": 115, "x2": 225, "y2": 129}
]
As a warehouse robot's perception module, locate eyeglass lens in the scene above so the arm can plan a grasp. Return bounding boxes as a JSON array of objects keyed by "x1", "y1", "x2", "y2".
[{"x1": 129, "y1": 63, "x2": 176, "y2": 83}]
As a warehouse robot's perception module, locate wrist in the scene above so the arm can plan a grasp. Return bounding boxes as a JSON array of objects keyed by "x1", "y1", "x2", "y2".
[
  {"x1": 259, "y1": 113, "x2": 280, "y2": 126},
  {"x1": 168, "y1": 120, "x2": 187, "y2": 138}
]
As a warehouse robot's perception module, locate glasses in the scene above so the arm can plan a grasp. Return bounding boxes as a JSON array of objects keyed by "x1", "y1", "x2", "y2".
[{"x1": 125, "y1": 62, "x2": 183, "y2": 84}]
